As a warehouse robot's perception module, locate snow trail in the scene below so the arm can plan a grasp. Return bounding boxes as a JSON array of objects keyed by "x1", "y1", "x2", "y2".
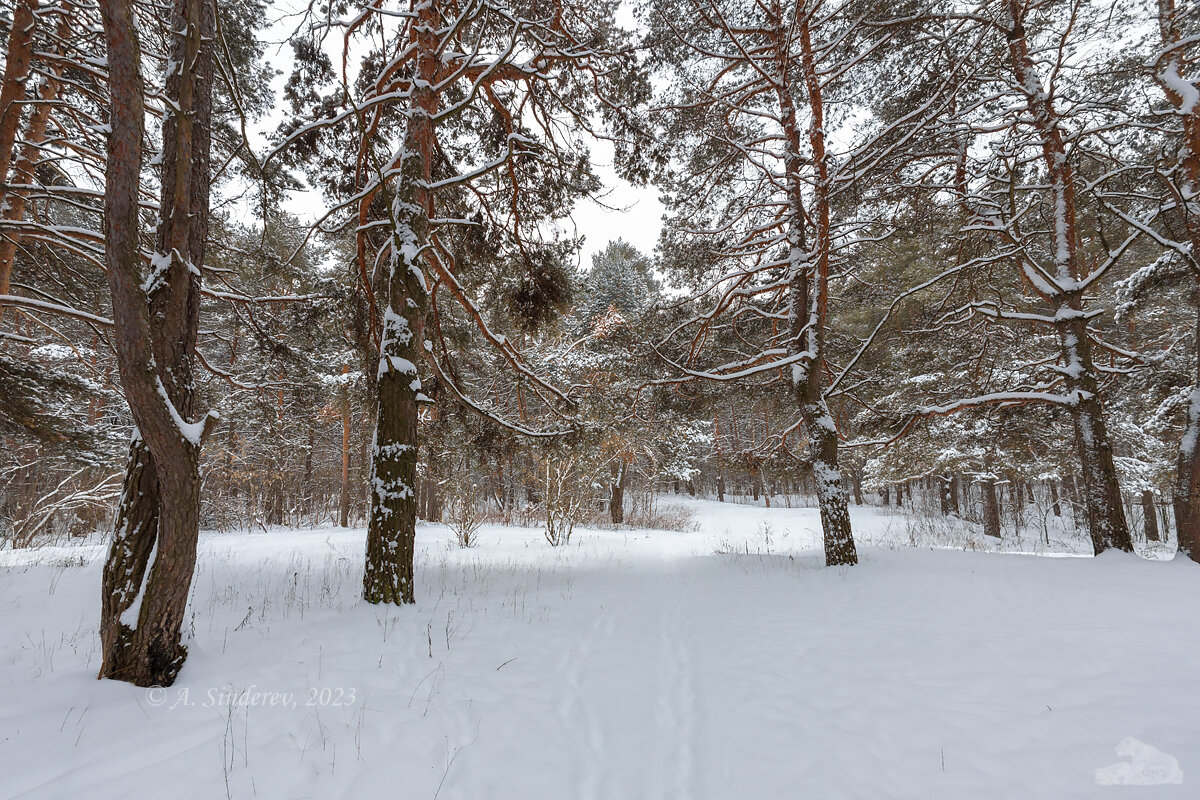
[{"x1": 0, "y1": 500, "x2": 1196, "y2": 799}]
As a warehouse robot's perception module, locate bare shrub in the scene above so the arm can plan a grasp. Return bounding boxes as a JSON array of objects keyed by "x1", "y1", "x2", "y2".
[
  {"x1": 623, "y1": 502, "x2": 699, "y2": 532},
  {"x1": 445, "y1": 475, "x2": 484, "y2": 548},
  {"x1": 539, "y1": 454, "x2": 598, "y2": 546},
  {"x1": 3, "y1": 470, "x2": 120, "y2": 548}
]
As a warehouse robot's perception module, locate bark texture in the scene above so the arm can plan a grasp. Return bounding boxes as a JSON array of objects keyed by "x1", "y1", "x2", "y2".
[
  {"x1": 1157, "y1": 0, "x2": 1200, "y2": 562},
  {"x1": 0, "y1": 10, "x2": 67, "y2": 288},
  {"x1": 776, "y1": 7, "x2": 855, "y2": 567},
  {"x1": 97, "y1": 0, "x2": 215, "y2": 686},
  {"x1": 981, "y1": 477, "x2": 1001, "y2": 539},
  {"x1": 1004, "y1": 0, "x2": 1132, "y2": 554},
  {"x1": 362, "y1": 0, "x2": 437, "y2": 605}
]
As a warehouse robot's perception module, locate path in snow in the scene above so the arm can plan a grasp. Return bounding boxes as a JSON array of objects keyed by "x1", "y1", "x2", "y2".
[{"x1": 0, "y1": 499, "x2": 1196, "y2": 799}]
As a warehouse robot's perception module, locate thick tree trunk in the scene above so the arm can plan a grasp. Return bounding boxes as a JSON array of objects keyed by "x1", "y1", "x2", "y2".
[
  {"x1": 1059, "y1": 321, "x2": 1132, "y2": 553},
  {"x1": 1049, "y1": 480, "x2": 1062, "y2": 517},
  {"x1": 998, "y1": 1, "x2": 1131, "y2": 555},
  {"x1": 362, "y1": 0, "x2": 437, "y2": 604},
  {"x1": 804, "y1": 406, "x2": 856, "y2": 565},
  {"x1": 99, "y1": 437, "x2": 159, "y2": 675},
  {"x1": 1003, "y1": 3, "x2": 1131, "y2": 555},
  {"x1": 362, "y1": 231, "x2": 425, "y2": 602},
  {"x1": 363, "y1": 363, "x2": 419, "y2": 603},
  {"x1": 97, "y1": 0, "x2": 215, "y2": 687}
]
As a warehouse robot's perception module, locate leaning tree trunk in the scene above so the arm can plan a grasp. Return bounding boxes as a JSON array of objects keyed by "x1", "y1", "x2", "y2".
[
  {"x1": 362, "y1": 0, "x2": 437, "y2": 605},
  {"x1": 97, "y1": 0, "x2": 216, "y2": 686},
  {"x1": 100, "y1": 437, "x2": 159, "y2": 667}
]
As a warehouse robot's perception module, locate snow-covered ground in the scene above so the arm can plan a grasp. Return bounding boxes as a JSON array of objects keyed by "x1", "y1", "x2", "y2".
[{"x1": 0, "y1": 499, "x2": 1195, "y2": 799}]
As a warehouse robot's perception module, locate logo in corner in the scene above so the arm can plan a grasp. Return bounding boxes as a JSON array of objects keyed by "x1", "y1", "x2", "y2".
[{"x1": 1095, "y1": 737, "x2": 1183, "y2": 786}]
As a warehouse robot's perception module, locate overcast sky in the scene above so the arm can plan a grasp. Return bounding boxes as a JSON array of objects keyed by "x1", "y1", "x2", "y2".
[{"x1": 240, "y1": 3, "x2": 665, "y2": 273}]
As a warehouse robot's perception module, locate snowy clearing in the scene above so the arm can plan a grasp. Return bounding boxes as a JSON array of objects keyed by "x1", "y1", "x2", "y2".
[{"x1": 0, "y1": 499, "x2": 1196, "y2": 799}]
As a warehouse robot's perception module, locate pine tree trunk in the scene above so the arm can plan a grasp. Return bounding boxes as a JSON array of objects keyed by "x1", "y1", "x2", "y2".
[
  {"x1": 339, "y1": 366, "x2": 351, "y2": 527},
  {"x1": 1002, "y1": 4, "x2": 1131, "y2": 555},
  {"x1": 0, "y1": 0, "x2": 35, "y2": 202},
  {"x1": 714, "y1": 415, "x2": 725, "y2": 502},
  {"x1": 1061, "y1": 320, "x2": 1133, "y2": 554},
  {"x1": 1174, "y1": 308, "x2": 1200, "y2": 560},
  {"x1": 99, "y1": 437, "x2": 159, "y2": 676},
  {"x1": 362, "y1": 243, "x2": 425, "y2": 602},
  {"x1": 804, "y1": 406, "x2": 856, "y2": 565},
  {"x1": 1158, "y1": 0, "x2": 1200, "y2": 561},
  {"x1": 1009, "y1": 472, "x2": 1024, "y2": 532},
  {"x1": 362, "y1": 0, "x2": 437, "y2": 605},
  {"x1": 97, "y1": 0, "x2": 215, "y2": 686},
  {"x1": 981, "y1": 476, "x2": 1001, "y2": 539},
  {"x1": 1143, "y1": 490, "x2": 1160, "y2": 543},
  {"x1": 0, "y1": 8, "x2": 67, "y2": 325},
  {"x1": 609, "y1": 462, "x2": 627, "y2": 524}
]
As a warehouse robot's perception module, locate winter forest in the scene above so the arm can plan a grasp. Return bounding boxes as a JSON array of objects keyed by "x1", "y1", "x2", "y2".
[{"x1": 1, "y1": 0, "x2": 1199, "y2": 796}]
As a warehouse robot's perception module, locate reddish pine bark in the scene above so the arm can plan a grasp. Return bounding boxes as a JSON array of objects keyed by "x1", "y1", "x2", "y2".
[{"x1": 98, "y1": 0, "x2": 216, "y2": 686}]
